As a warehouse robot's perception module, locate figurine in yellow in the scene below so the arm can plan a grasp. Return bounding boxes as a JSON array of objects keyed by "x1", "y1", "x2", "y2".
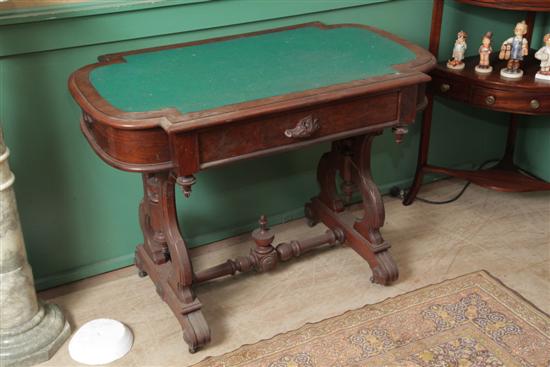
[
  {"x1": 447, "y1": 31, "x2": 468, "y2": 70},
  {"x1": 499, "y1": 21, "x2": 529, "y2": 79},
  {"x1": 534, "y1": 33, "x2": 550, "y2": 81},
  {"x1": 475, "y1": 32, "x2": 493, "y2": 74}
]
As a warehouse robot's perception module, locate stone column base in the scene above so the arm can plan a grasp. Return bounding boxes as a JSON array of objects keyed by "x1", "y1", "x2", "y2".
[{"x1": 0, "y1": 302, "x2": 70, "y2": 367}]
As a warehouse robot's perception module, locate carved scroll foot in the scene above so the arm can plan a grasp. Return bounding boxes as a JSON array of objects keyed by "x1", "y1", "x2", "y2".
[
  {"x1": 178, "y1": 297, "x2": 210, "y2": 353},
  {"x1": 371, "y1": 251, "x2": 399, "y2": 285},
  {"x1": 135, "y1": 245, "x2": 211, "y2": 352}
]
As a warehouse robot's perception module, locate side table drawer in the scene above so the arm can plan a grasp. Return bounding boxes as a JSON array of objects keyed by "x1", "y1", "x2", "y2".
[
  {"x1": 198, "y1": 92, "x2": 400, "y2": 164},
  {"x1": 431, "y1": 75, "x2": 469, "y2": 102},
  {"x1": 471, "y1": 87, "x2": 550, "y2": 114}
]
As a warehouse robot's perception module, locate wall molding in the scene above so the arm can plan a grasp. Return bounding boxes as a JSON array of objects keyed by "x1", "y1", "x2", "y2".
[
  {"x1": 0, "y1": 0, "x2": 390, "y2": 57},
  {"x1": 0, "y1": 0, "x2": 209, "y2": 25}
]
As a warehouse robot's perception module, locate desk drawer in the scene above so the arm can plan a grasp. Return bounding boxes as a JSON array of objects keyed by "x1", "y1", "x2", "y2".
[
  {"x1": 198, "y1": 92, "x2": 399, "y2": 164},
  {"x1": 471, "y1": 87, "x2": 549, "y2": 114}
]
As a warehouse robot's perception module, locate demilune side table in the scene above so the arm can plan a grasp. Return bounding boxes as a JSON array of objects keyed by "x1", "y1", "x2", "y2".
[
  {"x1": 69, "y1": 22, "x2": 435, "y2": 352},
  {"x1": 404, "y1": 0, "x2": 550, "y2": 205}
]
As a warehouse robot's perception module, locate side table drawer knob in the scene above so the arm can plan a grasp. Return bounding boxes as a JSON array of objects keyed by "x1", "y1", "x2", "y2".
[
  {"x1": 530, "y1": 99, "x2": 540, "y2": 110},
  {"x1": 485, "y1": 95, "x2": 496, "y2": 105},
  {"x1": 440, "y1": 83, "x2": 450, "y2": 93},
  {"x1": 284, "y1": 115, "x2": 320, "y2": 138}
]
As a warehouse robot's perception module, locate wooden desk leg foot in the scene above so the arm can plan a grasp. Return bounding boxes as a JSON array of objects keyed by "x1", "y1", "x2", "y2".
[
  {"x1": 308, "y1": 134, "x2": 398, "y2": 285},
  {"x1": 178, "y1": 295, "x2": 210, "y2": 354},
  {"x1": 136, "y1": 172, "x2": 211, "y2": 352},
  {"x1": 304, "y1": 202, "x2": 319, "y2": 227},
  {"x1": 136, "y1": 245, "x2": 210, "y2": 352},
  {"x1": 369, "y1": 251, "x2": 398, "y2": 285}
]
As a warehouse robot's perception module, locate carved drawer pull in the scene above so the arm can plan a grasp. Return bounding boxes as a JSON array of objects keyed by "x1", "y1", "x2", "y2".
[
  {"x1": 440, "y1": 83, "x2": 451, "y2": 93},
  {"x1": 485, "y1": 95, "x2": 496, "y2": 105},
  {"x1": 284, "y1": 115, "x2": 320, "y2": 138},
  {"x1": 530, "y1": 99, "x2": 540, "y2": 110}
]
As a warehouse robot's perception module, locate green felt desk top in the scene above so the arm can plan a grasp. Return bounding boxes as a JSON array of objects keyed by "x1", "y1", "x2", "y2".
[{"x1": 90, "y1": 25, "x2": 415, "y2": 114}]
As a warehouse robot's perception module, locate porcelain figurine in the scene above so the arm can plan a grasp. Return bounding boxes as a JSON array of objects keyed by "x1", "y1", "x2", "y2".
[
  {"x1": 475, "y1": 32, "x2": 493, "y2": 74},
  {"x1": 499, "y1": 21, "x2": 529, "y2": 79},
  {"x1": 534, "y1": 33, "x2": 550, "y2": 81},
  {"x1": 447, "y1": 30, "x2": 468, "y2": 70}
]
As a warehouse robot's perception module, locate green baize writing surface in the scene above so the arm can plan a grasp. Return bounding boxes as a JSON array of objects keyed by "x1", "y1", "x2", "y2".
[{"x1": 90, "y1": 26, "x2": 415, "y2": 114}]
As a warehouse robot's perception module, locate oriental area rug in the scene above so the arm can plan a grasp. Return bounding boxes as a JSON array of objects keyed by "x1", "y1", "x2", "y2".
[{"x1": 194, "y1": 271, "x2": 550, "y2": 367}]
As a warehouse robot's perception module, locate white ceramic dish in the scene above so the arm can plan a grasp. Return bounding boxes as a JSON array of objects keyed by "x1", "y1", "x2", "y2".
[{"x1": 68, "y1": 319, "x2": 133, "y2": 365}]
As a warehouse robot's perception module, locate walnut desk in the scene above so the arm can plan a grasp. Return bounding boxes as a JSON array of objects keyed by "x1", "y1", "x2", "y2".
[{"x1": 69, "y1": 22, "x2": 435, "y2": 352}]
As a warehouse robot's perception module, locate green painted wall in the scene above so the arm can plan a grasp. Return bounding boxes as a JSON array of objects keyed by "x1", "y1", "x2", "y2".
[{"x1": 0, "y1": 0, "x2": 547, "y2": 290}]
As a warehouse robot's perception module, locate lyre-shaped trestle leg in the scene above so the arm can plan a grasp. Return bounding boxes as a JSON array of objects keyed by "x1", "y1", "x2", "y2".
[
  {"x1": 135, "y1": 172, "x2": 210, "y2": 353},
  {"x1": 349, "y1": 135, "x2": 398, "y2": 285},
  {"x1": 306, "y1": 134, "x2": 398, "y2": 286}
]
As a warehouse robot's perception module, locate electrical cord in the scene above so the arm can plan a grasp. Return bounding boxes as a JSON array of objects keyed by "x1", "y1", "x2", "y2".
[
  {"x1": 391, "y1": 159, "x2": 500, "y2": 205},
  {"x1": 415, "y1": 181, "x2": 472, "y2": 205}
]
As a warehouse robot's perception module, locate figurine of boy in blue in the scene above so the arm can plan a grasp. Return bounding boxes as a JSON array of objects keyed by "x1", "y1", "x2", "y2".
[{"x1": 499, "y1": 21, "x2": 529, "y2": 79}]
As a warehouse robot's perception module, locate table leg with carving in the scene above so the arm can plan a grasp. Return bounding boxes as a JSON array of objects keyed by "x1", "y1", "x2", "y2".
[
  {"x1": 306, "y1": 133, "x2": 398, "y2": 285},
  {"x1": 134, "y1": 172, "x2": 211, "y2": 353}
]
